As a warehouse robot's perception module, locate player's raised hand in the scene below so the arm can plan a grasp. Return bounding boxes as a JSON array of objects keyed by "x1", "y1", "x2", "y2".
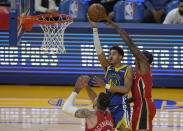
[
  {"x1": 87, "y1": 14, "x2": 98, "y2": 28},
  {"x1": 82, "y1": 75, "x2": 90, "y2": 87},
  {"x1": 75, "y1": 75, "x2": 90, "y2": 93},
  {"x1": 93, "y1": 76, "x2": 105, "y2": 88}
]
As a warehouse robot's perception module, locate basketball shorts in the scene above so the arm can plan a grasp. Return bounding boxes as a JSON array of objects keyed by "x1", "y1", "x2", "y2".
[
  {"x1": 132, "y1": 100, "x2": 156, "y2": 131},
  {"x1": 109, "y1": 104, "x2": 131, "y2": 130}
]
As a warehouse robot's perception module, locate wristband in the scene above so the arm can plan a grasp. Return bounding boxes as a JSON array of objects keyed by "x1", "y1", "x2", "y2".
[{"x1": 105, "y1": 84, "x2": 111, "y2": 90}]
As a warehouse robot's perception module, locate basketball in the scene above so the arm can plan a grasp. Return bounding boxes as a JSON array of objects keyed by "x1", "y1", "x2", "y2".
[{"x1": 88, "y1": 3, "x2": 106, "y2": 22}]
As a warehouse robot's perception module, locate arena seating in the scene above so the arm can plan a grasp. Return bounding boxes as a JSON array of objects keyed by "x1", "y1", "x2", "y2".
[
  {"x1": 114, "y1": 1, "x2": 144, "y2": 22},
  {"x1": 59, "y1": 0, "x2": 89, "y2": 21},
  {"x1": 166, "y1": 0, "x2": 178, "y2": 14}
]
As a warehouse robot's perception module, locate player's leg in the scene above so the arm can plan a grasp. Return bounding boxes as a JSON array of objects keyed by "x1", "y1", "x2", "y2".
[
  {"x1": 132, "y1": 116, "x2": 148, "y2": 131},
  {"x1": 117, "y1": 113, "x2": 131, "y2": 131},
  {"x1": 148, "y1": 118, "x2": 153, "y2": 131},
  {"x1": 132, "y1": 101, "x2": 156, "y2": 131},
  {"x1": 132, "y1": 106, "x2": 140, "y2": 131},
  {"x1": 132, "y1": 102, "x2": 149, "y2": 131},
  {"x1": 118, "y1": 124, "x2": 130, "y2": 131},
  {"x1": 112, "y1": 105, "x2": 131, "y2": 131},
  {"x1": 136, "y1": 108, "x2": 149, "y2": 131},
  {"x1": 148, "y1": 102, "x2": 156, "y2": 131}
]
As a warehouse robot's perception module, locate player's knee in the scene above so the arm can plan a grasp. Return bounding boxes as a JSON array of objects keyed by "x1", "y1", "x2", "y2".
[{"x1": 118, "y1": 124, "x2": 130, "y2": 131}]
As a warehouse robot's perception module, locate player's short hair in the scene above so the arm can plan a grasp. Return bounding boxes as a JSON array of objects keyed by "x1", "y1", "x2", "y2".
[
  {"x1": 97, "y1": 92, "x2": 110, "y2": 111},
  {"x1": 179, "y1": 0, "x2": 183, "y2": 4},
  {"x1": 110, "y1": 46, "x2": 124, "y2": 56},
  {"x1": 142, "y1": 51, "x2": 153, "y2": 64}
]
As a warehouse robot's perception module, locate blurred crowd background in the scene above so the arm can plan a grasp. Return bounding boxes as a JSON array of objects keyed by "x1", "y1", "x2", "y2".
[{"x1": 0, "y1": 0, "x2": 182, "y2": 26}]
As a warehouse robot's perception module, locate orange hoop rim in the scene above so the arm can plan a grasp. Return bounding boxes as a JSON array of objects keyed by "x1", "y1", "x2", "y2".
[
  {"x1": 34, "y1": 14, "x2": 73, "y2": 25},
  {"x1": 23, "y1": 14, "x2": 73, "y2": 25}
]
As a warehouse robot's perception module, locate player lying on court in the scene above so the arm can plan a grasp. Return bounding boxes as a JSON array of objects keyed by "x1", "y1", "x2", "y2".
[
  {"x1": 63, "y1": 75, "x2": 114, "y2": 131},
  {"x1": 103, "y1": 17, "x2": 157, "y2": 131},
  {"x1": 88, "y1": 17, "x2": 133, "y2": 131}
]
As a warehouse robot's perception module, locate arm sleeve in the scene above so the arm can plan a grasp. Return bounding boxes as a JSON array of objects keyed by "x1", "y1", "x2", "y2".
[
  {"x1": 93, "y1": 28, "x2": 109, "y2": 71},
  {"x1": 93, "y1": 28, "x2": 103, "y2": 54},
  {"x1": 62, "y1": 92, "x2": 79, "y2": 116}
]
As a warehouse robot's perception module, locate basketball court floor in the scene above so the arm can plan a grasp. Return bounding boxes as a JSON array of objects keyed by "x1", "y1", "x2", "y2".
[{"x1": 0, "y1": 86, "x2": 182, "y2": 131}]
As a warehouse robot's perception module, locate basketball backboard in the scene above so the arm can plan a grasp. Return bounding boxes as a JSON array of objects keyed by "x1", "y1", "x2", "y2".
[{"x1": 9, "y1": 0, "x2": 34, "y2": 46}]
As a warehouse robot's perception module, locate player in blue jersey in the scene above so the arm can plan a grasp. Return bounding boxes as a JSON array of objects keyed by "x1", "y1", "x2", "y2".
[{"x1": 87, "y1": 16, "x2": 134, "y2": 131}]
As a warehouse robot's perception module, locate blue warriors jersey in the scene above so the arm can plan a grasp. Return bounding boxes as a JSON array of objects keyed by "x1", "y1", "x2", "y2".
[
  {"x1": 105, "y1": 65, "x2": 131, "y2": 129},
  {"x1": 105, "y1": 65, "x2": 129, "y2": 106}
]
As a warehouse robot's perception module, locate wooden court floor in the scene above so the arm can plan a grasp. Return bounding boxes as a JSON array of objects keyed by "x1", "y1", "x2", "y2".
[{"x1": 0, "y1": 85, "x2": 183, "y2": 131}]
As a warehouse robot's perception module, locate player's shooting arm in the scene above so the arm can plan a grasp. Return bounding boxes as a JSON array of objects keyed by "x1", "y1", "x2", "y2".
[
  {"x1": 88, "y1": 16, "x2": 109, "y2": 72},
  {"x1": 110, "y1": 67, "x2": 133, "y2": 94},
  {"x1": 105, "y1": 17, "x2": 148, "y2": 63},
  {"x1": 93, "y1": 28, "x2": 109, "y2": 72}
]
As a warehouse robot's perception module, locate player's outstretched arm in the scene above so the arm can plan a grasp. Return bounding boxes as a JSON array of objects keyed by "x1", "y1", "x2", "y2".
[
  {"x1": 104, "y1": 17, "x2": 148, "y2": 65},
  {"x1": 63, "y1": 92, "x2": 95, "y2": 118},
  {"x1": 63, "y1": 75, "x2": 94, "y2": 118},
  {"x1": 88, "y1": 15, "x2": 109, "y2": 72}
]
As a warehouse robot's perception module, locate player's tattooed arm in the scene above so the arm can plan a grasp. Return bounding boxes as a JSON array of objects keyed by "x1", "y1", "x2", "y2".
[
  {"x1": 75, "y1": 108, "x2": 95, "y2": 118},
  {"x1": 105, "y1": 17, "x2": 148, "y2": 64},
  {"x1": 63, "y1": 75, "x2": 91, "y2": 116}
]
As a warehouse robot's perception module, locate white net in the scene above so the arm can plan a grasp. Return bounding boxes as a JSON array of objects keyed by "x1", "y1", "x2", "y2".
[{"x1": 38, "y1": 15, "x2": 73, "y2": 54}]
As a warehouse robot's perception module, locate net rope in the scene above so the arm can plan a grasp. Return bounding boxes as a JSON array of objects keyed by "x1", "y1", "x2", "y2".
[{"x1": 38, "y1": 15, "x2": 73, "y2": 54}]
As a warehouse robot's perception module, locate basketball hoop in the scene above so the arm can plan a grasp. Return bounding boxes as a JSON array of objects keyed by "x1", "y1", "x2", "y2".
[{"x1": 22, "y1": 14, "x2": 73, "y2": 54}]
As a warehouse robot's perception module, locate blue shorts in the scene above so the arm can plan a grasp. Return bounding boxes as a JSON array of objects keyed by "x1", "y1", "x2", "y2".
[{"x1": 109, "y1": 104, "x2": 131, "y2": 130}]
